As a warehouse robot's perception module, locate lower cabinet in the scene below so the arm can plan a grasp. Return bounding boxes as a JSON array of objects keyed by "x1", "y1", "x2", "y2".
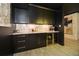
[
  {"x1": 28, "y1": 34, "x2": 39, "y2": 49},
  {"x1": 28, "y1": 34, "x2": 46, "y2": 49},
  {"x1": 12, "y1": 33, "x2": 47, "y2": 53},
  {"x1": 12, "y1": 34, "x2": 27, "y2": 53},
  {"x1": 37, "y1": 34, "x2": 46, "y2": 47}
]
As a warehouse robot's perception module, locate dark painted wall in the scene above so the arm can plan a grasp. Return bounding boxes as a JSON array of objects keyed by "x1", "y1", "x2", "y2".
[{"x1": 0, "y1": 27, "x2": 13, "y2": 55}]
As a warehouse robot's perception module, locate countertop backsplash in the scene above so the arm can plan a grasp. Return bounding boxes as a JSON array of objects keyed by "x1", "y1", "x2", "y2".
[{"x1": 14, "y1": 24, "x2": 54, "y2": 33}]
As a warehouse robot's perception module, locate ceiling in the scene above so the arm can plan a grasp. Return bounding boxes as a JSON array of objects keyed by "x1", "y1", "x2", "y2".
[
  {"x1": 34, "y1": 3, "x2": 63, "y2": 10},
  {"x1": 12, "y1": 3, "x2": 63, "y2": 10}
]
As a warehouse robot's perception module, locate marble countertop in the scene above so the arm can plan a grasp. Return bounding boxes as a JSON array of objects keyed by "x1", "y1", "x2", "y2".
[{"x1": 12, "y1": 31, "x2": 59, "y2": 35}]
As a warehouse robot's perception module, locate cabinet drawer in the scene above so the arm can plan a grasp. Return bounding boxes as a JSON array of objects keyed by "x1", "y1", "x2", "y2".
[
  {"x1": 15, "y1": 42, "x2": 25, "y2": 47},
  {"x1": 15, "y1": 40, "x2": 26, "y2": 43},
  {"x1": 13, "y1": 40, "x2": 26, "y2": 53},
  {"x1": 14, "y1": 46, "x2": 26, "y2": 53},
  {"x1": 13, "y1": 37, "x2": 26, "y2": 41},
  {"x1": 13, "y1": 39, "x2": 26, "y2": 44},
  {"x1": 13, "y1": 35, "x2": 26, "y2": 38},
  {"x1": 13, "y1": 35, "x2": 27, "y2": 42}
]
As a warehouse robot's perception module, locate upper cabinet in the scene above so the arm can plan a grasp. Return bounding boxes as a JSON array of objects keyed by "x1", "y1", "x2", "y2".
[
  {"x1": 14, "y1": 8, "x2": 29, "y2": 24},
  {"x1": 11, "y1": 4, "x2": 53, "y2": 25},
  {"x1": 43, "y1": 9, "x2": 53, "y2": 25},
  {"x1": 29, "y1": 6, "x2": 53, "y2": 25},
  {"x1": 11, "y1": 4, "x2": 29, "y2": 24},
  {"x1": 28, "y1": 6, "x2": 39, "y2": 24},
  {"x1": 0, "y1": 3, "x2": 11, "y2": 27}
]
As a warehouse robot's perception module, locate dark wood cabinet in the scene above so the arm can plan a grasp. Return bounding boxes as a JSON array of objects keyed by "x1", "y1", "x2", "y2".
[
  {"x1": 37, "y1": 34, "x2": 46, "y2": 47},
  {"x1": 43, "y1": 9, "x2": 53, "y2": 25},
  {"x1": 11, "y1": 4, "x2": 54, "y2": 25},
  {"x1": 14, "y1": 8, "x2": 29, "y2": 24},
  {"x1": 35, "y1": 8, "x2": 44, "y2": 24},
  {"x1": 12, "y1": 35, "x2": 26, "y2": 53},
  {"x1": 28, "y1": 34, "x2": 46, "y2": 49},
  {"x1": 28, "y1": 34, "x2": 38, "y2": 49},
  {"x1": 29, "y1": 7, "x2": 53, "y2": 25},
  {"x1": 40, "y1": 9, "x2": 53, "y2": 25},
  {"x1": 11, "y1": 4, "x2": 29, "y2": 24},
  {"x1": 26, "y1": 34, "x2": 46, "y2": 50},
  {"x1": 28, "y1": 7, "x2": 44, "y2": 24},
  {"x1": 12, "y1": 33, "x2": 47, "y2": 53},
  {"x1": 25, "y1": 35, "x2": 30, "y2": 50},
  {"x1": 28, "y1": 6, "x2": 39, "y2": 24}
]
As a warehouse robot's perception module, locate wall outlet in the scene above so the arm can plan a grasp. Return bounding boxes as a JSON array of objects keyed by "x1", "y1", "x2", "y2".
[{"x1": 59, "y1": 25, "x2": 61, "y2": 27}]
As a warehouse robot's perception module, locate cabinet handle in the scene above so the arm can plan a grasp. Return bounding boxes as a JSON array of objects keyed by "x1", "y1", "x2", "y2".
[
  {"x1": 17, "y1": 35, "x2": 26, "y2": 37},
  {"x1": 17, "y1": 46, "x2": 26, "y2": 50},
  {"x1": 17, "y1": 40, "x2": 25, "y2": 43}
]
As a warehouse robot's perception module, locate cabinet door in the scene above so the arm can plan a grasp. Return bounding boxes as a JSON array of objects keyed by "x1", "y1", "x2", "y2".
[
  {"x1": 35, "y1": 34, "x2": 46, "y2": 47},
  {"x1": 42, "y1": 9, "x2": 48, "y2": 24},
  {"x1": 29, "y1": 34, "x2": 38, "y2": 49},
  {"x1": 47, "y1": 11, "x2": 53, "y2": 25},
  {"x1": 25, "y1": 35, "x2": 30, "y2": 50},
  {"x1": 14, "y1": 8, "x2": 29, "y2": 24},
  {"x1": 43, "y1": 10, "x2": 53, "y2": 25},
  {"x1": 29, "y1": 7, "x2": 53, "y2": 25},
  {"x1": 29, "y1": 7, "x2": 44, "y2": 24},
  {"x1": 37, "y1": 8, "x2": 53, "y2": 25},
  {"x1": 12, "y1": 35, "x2": 26, "y2": 53},
  {"x1": 36, "y1": 8, "x2": 44, "y2": 24},
  {"x1": 38, "y1": 34, "x2": 46, "y2": 47},
  {"x1": 29, "y1": 6, "x2": 39, "y2": 24}
]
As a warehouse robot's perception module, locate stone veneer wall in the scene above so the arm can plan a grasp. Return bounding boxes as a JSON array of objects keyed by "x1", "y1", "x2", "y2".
[{"x1": 0, "y1": 3, "x2": 11, "y2": 27}]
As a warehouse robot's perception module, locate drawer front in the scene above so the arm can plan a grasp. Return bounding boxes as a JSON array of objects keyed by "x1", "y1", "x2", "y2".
[
  {"x1": 14, "y1": 40, "x2": 26, "y2": 53},
  {"x1": 14, "y1": 35, "x2": 26, "y2": 37},
  {"x1": 14, "y1": 39, "x2": 26, "y2": 43},
  {"x1": 16, "y1": 37, "x2": 26, "y2": 41},
  {"x1": 13, "y1": 34, "x2": 26, "y2": 40},
  {"x1": 12, "y1": 35, "x2": 28, "y2": 53},
  {"x1": 15, "y1": 41, "x2": 26, "y2": 47},
  {"x1": 14, "y1": 46, "x2": 26, "y2": 53},
  {"x1": 13, "y1": 36, "x2": 26, "y2": 41}
]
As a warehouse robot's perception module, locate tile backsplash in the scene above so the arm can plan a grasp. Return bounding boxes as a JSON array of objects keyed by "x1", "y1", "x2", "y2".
[{"x1": 15, "y1": 24, "x2": 54, "y2": 33}]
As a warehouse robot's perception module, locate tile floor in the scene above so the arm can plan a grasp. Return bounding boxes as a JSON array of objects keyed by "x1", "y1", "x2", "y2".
[{"x1": 14, "y1": 37, "x2": 79, "y2": 56}]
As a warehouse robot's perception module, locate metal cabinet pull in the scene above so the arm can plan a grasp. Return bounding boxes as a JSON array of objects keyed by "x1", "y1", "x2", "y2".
[
  {"x1": 17, "y1": 40, "x2": 25, "y2": 43},
  {"x1": 17, "y1": 46, "x2": 26, "y2": 49},
  {"x1": 17, "y1": 35, "x2": 26, "y2": 37}
]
